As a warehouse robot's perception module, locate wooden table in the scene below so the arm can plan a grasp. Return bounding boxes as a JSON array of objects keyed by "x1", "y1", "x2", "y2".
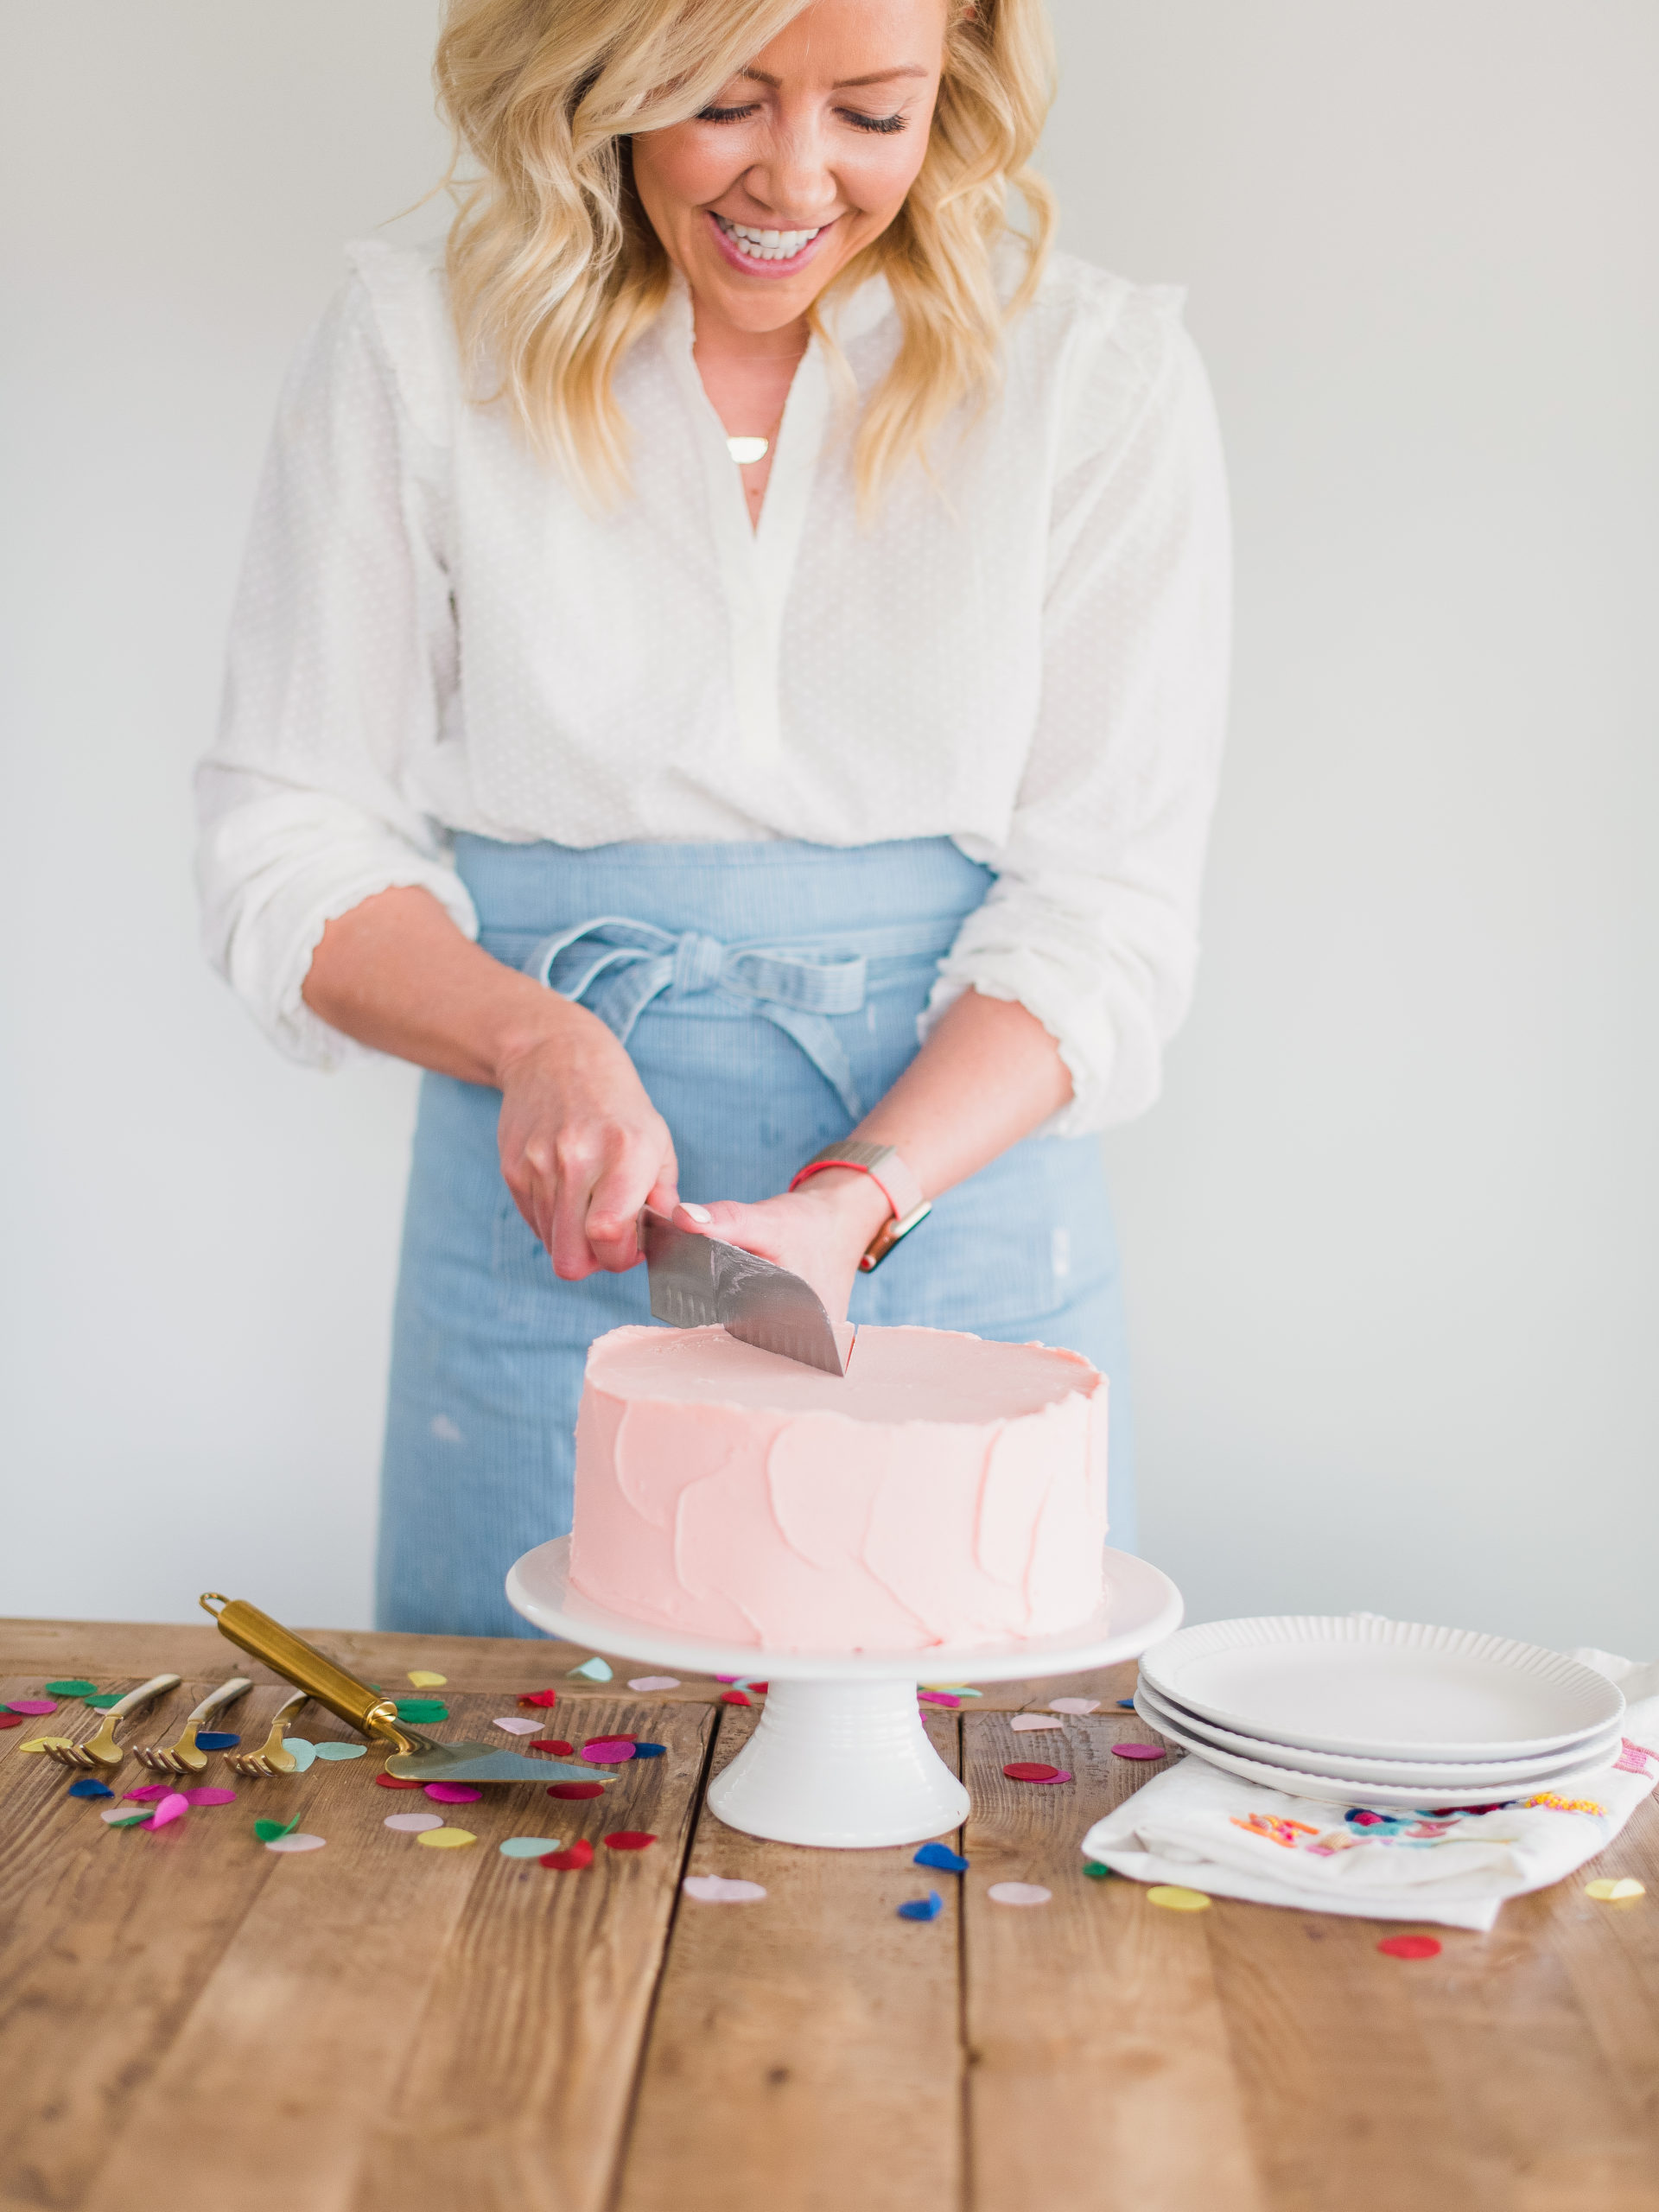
[{"x1": 3, "y1": 1616, "x2": 1656, "y2": 2212}]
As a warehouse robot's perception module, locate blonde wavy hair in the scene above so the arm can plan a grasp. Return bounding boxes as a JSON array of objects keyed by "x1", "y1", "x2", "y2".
[{"x1": 435, "y1": 0, "x2": 1056, "y2": 505}]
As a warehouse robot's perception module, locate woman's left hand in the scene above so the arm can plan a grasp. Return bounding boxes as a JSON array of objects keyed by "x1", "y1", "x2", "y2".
[{"x1": 671, "y1": 1170, "x2": 893, "y2": 1323}]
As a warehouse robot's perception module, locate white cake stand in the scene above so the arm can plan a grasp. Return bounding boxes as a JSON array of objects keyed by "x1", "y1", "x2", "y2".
[{"x1": 505, "y1": 1538, "x2": 1183, "y2": 1850}]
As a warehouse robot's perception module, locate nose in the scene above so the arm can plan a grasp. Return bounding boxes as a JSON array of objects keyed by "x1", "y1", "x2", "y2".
[{"x1": 742, "y1": 105, "x2": 841, "y2": 225}]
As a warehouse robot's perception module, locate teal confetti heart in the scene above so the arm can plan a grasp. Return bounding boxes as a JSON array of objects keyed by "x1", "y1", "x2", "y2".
[
  {"x1": 499, "y1": 1835, "x2": 564, "y2": 1859},
  {"x1": 312, "y1": 1742, "x2": 366, "y2": 1761},
  {"x1": 282, "y1": 1738, "x2": 318, "y2": 1773},
  {"x1": 569, "y1": 1657, "x2": 612, "y2": 1681}
]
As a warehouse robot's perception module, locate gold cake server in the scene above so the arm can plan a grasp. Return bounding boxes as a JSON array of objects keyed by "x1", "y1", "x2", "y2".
[{"x1": 198, "y1": 1594, "x2": 610, "y2": 1787}]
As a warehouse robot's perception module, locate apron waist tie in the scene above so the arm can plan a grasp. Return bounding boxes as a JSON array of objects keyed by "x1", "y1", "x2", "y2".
[{"x1": 522, "y1": 914, "x2": 870, "y2": 1121}]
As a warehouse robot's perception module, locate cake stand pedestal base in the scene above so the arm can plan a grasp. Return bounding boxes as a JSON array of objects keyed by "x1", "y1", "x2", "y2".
[
  {"x1": 708, "y1": 1678, "x2": 970, "y2": 1848},
  {"x1": 505, "y1": 1539, "x2": 1183, "y2": 1851}
]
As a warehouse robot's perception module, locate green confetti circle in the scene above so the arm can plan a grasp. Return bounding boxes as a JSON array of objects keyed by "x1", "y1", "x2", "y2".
[
  {"x1": 394, "y1": 1699, "x2": 448, "y2": 1723},
  {"x1": 82, "y1": 1694, "x2": 123, "y2": 1709},
  {"x1": 44, "y1": 1679, "x2": 98, "y2": 1698}
]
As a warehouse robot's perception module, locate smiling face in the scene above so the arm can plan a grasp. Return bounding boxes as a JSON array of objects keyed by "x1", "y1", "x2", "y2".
[{"x1": 630, "y1": 0, "x2": 949, "y2": 339}]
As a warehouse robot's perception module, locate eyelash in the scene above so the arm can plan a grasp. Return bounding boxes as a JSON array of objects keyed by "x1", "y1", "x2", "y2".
[{"x1": 696, "y1": 103, "x2": 908, "y2": 135}]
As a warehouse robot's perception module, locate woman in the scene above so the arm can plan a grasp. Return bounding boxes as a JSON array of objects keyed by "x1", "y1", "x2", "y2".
[{"x1": 198, "y1": 0, "x2": 1230, "y2": 1637}]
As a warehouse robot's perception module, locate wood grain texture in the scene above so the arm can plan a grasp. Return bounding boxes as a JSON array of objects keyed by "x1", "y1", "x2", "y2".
[
  {"x1": 616, "y1": 1706, "x2": 966, "y2": 2212},
  {"x1": 963, "y1": 1708, "x2": 1267, "y2": 2212}
]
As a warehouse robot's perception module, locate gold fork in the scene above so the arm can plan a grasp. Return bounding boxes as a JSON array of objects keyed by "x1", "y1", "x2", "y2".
[
  {"x1": 26, "y1": 1675, "x2": 182, "y2": 1770},
  {"x1": 226, "y1": 1689, "x2": 310, "y2": 1777},
  {"x1": 132, "y1": 1677, "x2": 254, "y2": 1774}
]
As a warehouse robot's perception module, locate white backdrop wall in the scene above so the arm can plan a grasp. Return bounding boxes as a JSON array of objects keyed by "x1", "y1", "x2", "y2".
[{"x1": 2, "y1": 3, "x2": 1654, "y2": 1649}]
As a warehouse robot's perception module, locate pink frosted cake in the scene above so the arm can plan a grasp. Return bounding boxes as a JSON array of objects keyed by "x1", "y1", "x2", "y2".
[{"x1": 568, "y1": 1323, "x2": 1109, "y2": 1653}]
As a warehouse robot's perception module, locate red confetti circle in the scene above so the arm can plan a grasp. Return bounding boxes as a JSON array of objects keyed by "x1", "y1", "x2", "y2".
[
  {"x1": 518, "y1": 1688, "x2": 560, "y2": 1707},
  {"x1": 1003, "y1": 1762, "x2": 1062, "y2": 1783},
  {"x1": 531, "y1": 1739, "x2": 575, "y2": 1758},
  {"x1": 541, "y1": 1839, "x2": 594, "y2": 1871},
  {"x1": 548, "y1": 1781, "x2": 606, "y2": 1800},
  {"x1": 721, "y1": 1690, "x2": 752, "y2": 1706},
  {"x1": 1112, "y1": 1744, "x2": 1167, "y2": 1761},
  {"x1": 748, "y1": 1683, "x2": 769, "y2": 1694},
  {"x1": 0, "y1": 1713, "x2": 22, "y2": 1730},
  {"x1": 603, "y1": 1831, "x2": 658, "y2": 1851},
  {"x1": 374, "y1": 1773, "x2": 422, "y2": 1790},
  {"x1": 1377, "y1": 1935, "x2": 1442, "y2": 1961}
]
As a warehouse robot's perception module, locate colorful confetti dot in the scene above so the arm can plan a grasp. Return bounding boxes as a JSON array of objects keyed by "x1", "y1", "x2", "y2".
[
  {"x1": 407, "y1": 1671, "x2": 448, "y2": 1688},
  {"x1": 416, "y1": 1827, "x2": 476, "y2": 1850},
  {"x1": 312, "y1": 1742, "x2": 366, "y2": 1762},
  {"x1": 1113, "y1": 1744, "x2": 1167, "y2": 1762},
  {"x1": 918, "y1": 1692, "x2": 960, "y2": 1707},
  {"x1": 67, "y1": 1777, "x2": 113, "y2": 1799},
  {"x1": 44, "y1": 1680, "x2": 98, "y2": 1698},
  {"x1": 1116, "y1": 1698, "x2": 1136, "y2": 1709},
  {"x1": 144, "y1": 1794, "x2": 189, "y2": 1830},
  {"x1": 375, "y1": 1772, "x2": 422, "y2": 1790},
  {"x1": 1377, "y1": 1933, "x2": 1441, "y2": 1957},
  {"x1": 266, "y1": 1833, "x2": 327, "y2": 1854},
  {"x1": 1003, "y1": 1762, "x2": 1068, "y2": 1783},
  {"x1": 532, "y1": 1738, "x2": 576, "y2": 1758},
  {"x1": 899, "y1": 1890, "x2": 944, "y2": 1921},
  {"x1": 683, "y1": 1874, "x2": 766, "y2": 1904},
  {"x1": 1049, "y1": 1698, "x2": 1100, "y2": 1715},
  {"x1": 493, "y1": 1717, "x2": 542, "y2": 1736},
  {"x1": 1147, "y1": 1885, "x2": 1211, "y2": 1913},
  {"x1": 541, "y1": 1839, "x2": 594, "y2": 1870},
  {"x1": 281, "y1": 1738, "x2": 318, "y2": 1774},
  {"x1": 603, "y1": 1831, "x2": 658, "y2": 1851},
  {"x1": 1083, "y1": 1861, "x2": 1115, "y2": 1881},
  {"x1": 123, "y1": 1783, "x2": 173, "y2": 1802},
  {"x1": 988, "y1": 1882, "x2": 1052, "y2": 1907},
  {"x1": 183, "y1": 1787, "x2": 236, "y2": 1807},
  {"x1": 518, "y1": 1688, "x2": 560, "y2": 1708},
  {"x1": 423, "y1": 1782, "x2": 480, "y2": 1804},
  {"x1": 632, "y1": 1742, "x2": 666, "y2": 1759},
  {"x1": 102, "y1": 1806, "x2": 153, "y2": 1827},
  {"x1": 394, "y1": 1700, "x2": 448, "y2": 1724},
  {"x1": 253, "y1": 1816, "x2": 300, "y2": 1844},
  {"x1": 1586, "y1": 1878, "x2": 1645, "y2": 1902},
  {"x1": 549, "y1": 1782, "x2": 606, "y2": 1801},
  {"x1": 499, "y1": 1834, "x2": 562, "y2": 1857},
  {"x1": 915, "y1": 1842, "x2": 969, "y2": 1872},
  {"x1": 628, "y1": 1676, "x2": 679, "y2": 1692},
  {"x1": 569, "y1": 1657, "x2": 613, "y2": 1682},
  {"x1": 194, "y1": 1732, "x2": 240, "y2": 1751},
  {"x1": 721, "y1": 1690, "x2": 752, "y2": 1707},
  {"x1": 1010, "y1": 1714, "x2": 1065, "y2": 1732},
  {"x1": 0, "y1": 1714, "x2": 22, "y2": 1730},
  {"x1": 82, "y1": 1694, "x2": 123, "y2": 1710},
  {"x1": 8, "y1": 1699, "x2": 57, "y2": 1716},
  {"x1": 385, "y1": 1812, "x2": 446, "y2": 1834},
  {"x1": 582, "y1": 1738, "x2": 637, "y2": 1764}
]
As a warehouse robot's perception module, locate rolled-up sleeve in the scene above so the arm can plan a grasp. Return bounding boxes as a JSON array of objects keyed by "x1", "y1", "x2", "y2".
[
  {"x1": 925, "y1": 289, "x2": 1232, "y2": 1136},
  {"x1": 195, "y1": 264, "x2": 474, "y2": 1069}
]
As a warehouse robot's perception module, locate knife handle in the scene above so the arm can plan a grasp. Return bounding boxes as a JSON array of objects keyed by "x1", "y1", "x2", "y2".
[{"x1": 199, "y1": 1594, "x2": 409, "y2": 1746}]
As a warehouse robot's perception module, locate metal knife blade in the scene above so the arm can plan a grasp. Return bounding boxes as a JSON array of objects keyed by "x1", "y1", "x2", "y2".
[
  {"x1": 641, "y1": 1208, "x2": 849, "y2": 1376},
  {"x1": 384, "y1": 1743, "x2": 608, "y2": 1784}
]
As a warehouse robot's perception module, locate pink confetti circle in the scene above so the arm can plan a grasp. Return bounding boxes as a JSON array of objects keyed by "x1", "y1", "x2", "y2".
[
  {"x1": 144, "y1": 1794, "x2": 189, "y2": 1829},
  {"x1": 1112, "y1": 1744, "x2": 1167, "y2": 1761},
  {"x1": 423, "y1": 1782, "x2": 481, "y2": 1804},
  {"x1": 8, "y1": 1699, "x2": 57, "y2": 1716},
  {"x1": 988, "y1": 1882, "x2": 1052, "y2": 1907},
  {"x1": 1010, "y1": 1715, "x2": 1065, "y2": 1732},
  {"x1": 124, "y1": 1783, "x2": 172, "y2": 1802},
  {"x1": 183, "y1": 1787, "x2": 236, "y2": 1807},
  {"x1": 582, "y1": 1738, "x2": 637, "y2": 1763}
]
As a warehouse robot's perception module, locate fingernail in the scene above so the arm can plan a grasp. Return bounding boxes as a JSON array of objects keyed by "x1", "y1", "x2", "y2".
[{"x1": 680, "y1": 1202, "x2": 713, "y2": 1223}]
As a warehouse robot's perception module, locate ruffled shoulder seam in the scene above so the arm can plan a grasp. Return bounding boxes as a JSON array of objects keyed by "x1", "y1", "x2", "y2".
[{"x1": 343, "y1": 235, "x2": 456, "y2": 450}]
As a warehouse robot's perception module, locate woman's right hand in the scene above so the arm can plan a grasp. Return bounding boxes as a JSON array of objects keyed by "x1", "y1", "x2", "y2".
[{"x1": 496, "y1": 1003, "x2": 678, "y2": 1281}]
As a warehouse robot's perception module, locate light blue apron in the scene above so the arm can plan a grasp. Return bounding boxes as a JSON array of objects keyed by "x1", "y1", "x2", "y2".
[{"x1": 377, "y1": 834, "x2": 1135, "y2": 1637}]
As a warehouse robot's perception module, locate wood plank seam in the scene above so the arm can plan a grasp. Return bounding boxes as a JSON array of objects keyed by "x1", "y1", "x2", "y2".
[{"x1": 602, "y1": 1693, "x2": 733, "y2": 2212}]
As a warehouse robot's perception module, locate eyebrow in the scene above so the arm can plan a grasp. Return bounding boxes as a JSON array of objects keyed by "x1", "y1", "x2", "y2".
[{"x1": 738, "y1": 66, "x2": 931, "y2": 90}]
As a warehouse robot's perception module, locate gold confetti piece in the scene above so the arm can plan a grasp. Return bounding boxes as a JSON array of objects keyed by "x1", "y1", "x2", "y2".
[
  {"x1": 1586, "y1": 1878, "x2": 1645, "y2": 1902},
  {"x1": 1147, "y1": 1885, "x2": 1211, "y2": 1913},
  {"x1": 416, "y1": 1826, "x2": 478, "y2": 1850},
  {"x1": 407, "y1": 1671, "x2": 448, "y2": 1688}
]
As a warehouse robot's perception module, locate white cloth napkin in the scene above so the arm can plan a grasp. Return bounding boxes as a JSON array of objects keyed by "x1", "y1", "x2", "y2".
[{"x1": 1080, "y1": 1648, "x2": 1659, "y2": 1931}]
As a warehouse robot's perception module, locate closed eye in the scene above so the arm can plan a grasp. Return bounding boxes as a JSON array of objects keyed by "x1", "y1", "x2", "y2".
[
  {"x1": 697, "y1": 103, "x2": 760, "y2": 124},
  {"x1": 841, "y1": 109, "x2": 908, "y2": 134}
]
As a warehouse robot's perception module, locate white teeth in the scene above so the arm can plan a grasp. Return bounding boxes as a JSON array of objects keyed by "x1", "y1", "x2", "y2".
[{"x1": 715, "y1": 213, "x2": 824, "y2": 261}]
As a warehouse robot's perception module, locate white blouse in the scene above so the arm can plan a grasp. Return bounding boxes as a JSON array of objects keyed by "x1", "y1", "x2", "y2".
[{"x1": 197, "y1": 237, "x2": 1230, "y2": 1137}]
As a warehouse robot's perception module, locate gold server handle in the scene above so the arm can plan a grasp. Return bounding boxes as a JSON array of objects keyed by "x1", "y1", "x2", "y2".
[{"x1": 199, "y1": 1594, "x2": 410, "y2": 1748}]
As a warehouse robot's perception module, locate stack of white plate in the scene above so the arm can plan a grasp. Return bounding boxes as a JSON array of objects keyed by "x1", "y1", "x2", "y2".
[{"x1": 1135, "y1": 1617, "x2": 1626, "y2": 1808}]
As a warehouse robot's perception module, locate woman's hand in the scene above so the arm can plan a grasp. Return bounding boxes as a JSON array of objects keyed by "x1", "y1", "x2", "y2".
[
  {"x1": 671, "y1": 1169, "x2": 893, "y2": 1322},
  {"x1": 498, "y1": 1009, "x2": 679, "y2": 1279}
]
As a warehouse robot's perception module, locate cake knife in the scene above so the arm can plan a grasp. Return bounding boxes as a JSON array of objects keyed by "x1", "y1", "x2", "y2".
[
  {"x1": 640, "y1": 1208, "x2": 851, "y2": 1376},
  {"x1": 198, "y1": 1594, "x2": 613, "y2": 1787}
]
